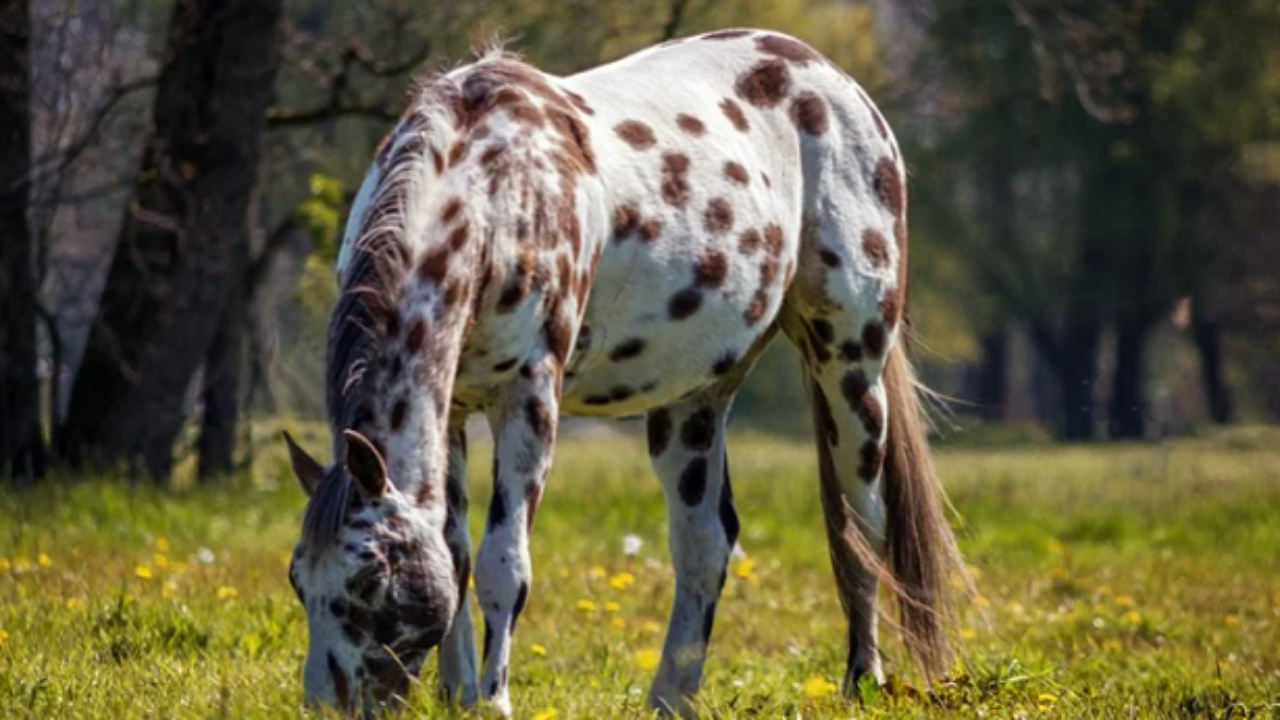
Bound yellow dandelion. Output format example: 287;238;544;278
1124;610;1142;625
0;630;9;647
37;553;52;568
734;557;755;580
0;557;10;573
155;537;170;553
576;599;597;612
635;648;661;671
803;675;838;699
609;572;635;590
960;627;978;640
589;566;607;579
65;598;85;611
153;554;169;569
605;601;621;613
217;586;238;600
134;565;154;580
532;710;558;720
1115;595;1135;608
1038;693;1059;707
1225;615;1241;627
530;644;547;656
13;557;31;573
611;618;626;630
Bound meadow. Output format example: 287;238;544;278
2;423;1278;719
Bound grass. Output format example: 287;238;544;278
2;422;1279;718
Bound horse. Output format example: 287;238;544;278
281;27;966;716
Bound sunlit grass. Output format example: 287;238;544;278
2;423;1279;718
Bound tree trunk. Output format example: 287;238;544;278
1108;321;1148;439
977;332;1008;421
0;0;47;482
1058;322;1100;442
196;288;245;480
1192;312;1233;425
58;0;285;480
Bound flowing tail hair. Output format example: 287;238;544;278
816;341;972;684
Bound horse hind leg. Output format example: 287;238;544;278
437;427;480;705
644;394;739;716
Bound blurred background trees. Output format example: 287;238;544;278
1;0;1278;484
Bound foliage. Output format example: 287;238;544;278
294;173;346;316
2;427;1279;717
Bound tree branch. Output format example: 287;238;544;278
267;40;430;130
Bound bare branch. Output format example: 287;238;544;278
266;40;430;130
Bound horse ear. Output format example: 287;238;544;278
343;429;388;500
283;431;324;496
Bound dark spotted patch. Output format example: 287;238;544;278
789;91;829;135
862;228;890;268
419;243;451;284
487;484;507;529
705;198;735;234
819;248;841;267
609;385;634;402
544;312;573;365
482;621;494;661
840;340;863;363
564;89;594;115
880;292;901;327
609;338;646;362
448;139;469;167
661;152;692;208
676;114;706;136
858;440;884;481
583;394;612;406
841;369;870;416
735;59;791;109
479;144;505;167
756;34;822;66
738;228;762;256
862;322;887;358
430;145;444;174
763;224;785;255
615;120;657;150
669;287;703;319
873;158;905;216
385;311;402;338
613;204;640;240
329;653;349;707
859;391;885;438
511;581;530;632
678;457;709;505
719;98;750;132
639;218;662;242
390;399;408;431
648;409;673;457
526;397;553;442
713;350;738;376
448;222;470;251
441;197;464;224
812;319;835;345
723;161;750;186
760;256;779;286
696;250;729;289
761;172;771;187
407;319;426;353
497;279;528;312
719;467;739;546
745;290;769;326
681;408;717;451
703;29;753;40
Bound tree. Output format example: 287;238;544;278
59;0;286;479
0;0;47;481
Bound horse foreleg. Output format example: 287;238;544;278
437;427;480;704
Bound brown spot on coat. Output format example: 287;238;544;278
763;224;785;256
745;290;769;325
615;120;657;150
676;114;706;136
738;228;762;256
696;250;729;289
661;152;691;208
419;244;451;284
723;161;750;186
647;409;672;457
880;292;901;327
735;59;791;108
862;322;887;358
703;29;753;40
609;338;646;361
756;35;822;66
873;158;905;216
720;98;750;132
525;397;554;442
705;197;735;234
858;441;884;480
862;228;889;268
441;197;464;224
564;89;594;115
839;340;863;363
448;140;469;167
789;91;829;135
543;312;573;365
639;218;662;243
613;204;640;240
448;222;470;251
407;319;426;353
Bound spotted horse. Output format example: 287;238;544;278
282;27;967;717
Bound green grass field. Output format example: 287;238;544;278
2;424;1279;718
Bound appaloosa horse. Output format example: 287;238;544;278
282;28;965;716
